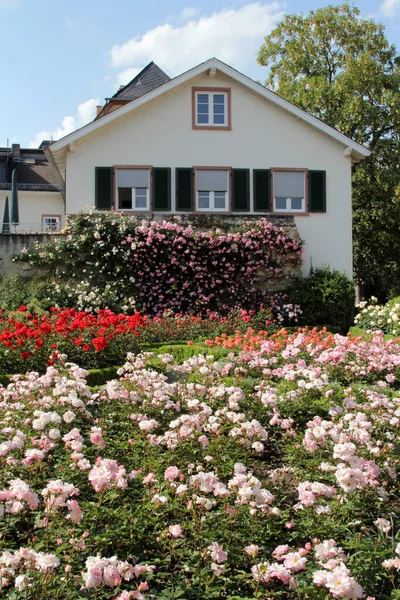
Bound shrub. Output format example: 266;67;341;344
289;267;355;333
14;212;303;315
0;274;48;311
0;307;144;374
354;296;400;336
1;331;400;598
0;273;136;314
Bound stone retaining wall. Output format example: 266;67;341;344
0;234;55;277
0;215;303;292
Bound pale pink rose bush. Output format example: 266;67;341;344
0;330;400;597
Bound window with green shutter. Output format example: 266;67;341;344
308;170;326;212
232;169;250;211
272;170;306;213
253;169;270;212
153;167;171;211
95;167;113;210
176;168;193;211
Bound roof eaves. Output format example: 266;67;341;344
49;57;370;158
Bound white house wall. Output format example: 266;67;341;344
65;71;353;277
0;190;64;232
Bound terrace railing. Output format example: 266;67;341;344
1;222;62;234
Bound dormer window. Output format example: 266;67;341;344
192;88;231;130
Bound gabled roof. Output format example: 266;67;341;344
49;57;370;179
112;61;171;102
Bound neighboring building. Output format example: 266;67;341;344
0;142;64;232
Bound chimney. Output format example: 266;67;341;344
96;105;103;116
12;143;20;159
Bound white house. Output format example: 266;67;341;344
0;144;64;232
47;58;370;276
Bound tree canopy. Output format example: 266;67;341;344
258;3;400;297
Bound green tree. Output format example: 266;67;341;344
258;2;400;298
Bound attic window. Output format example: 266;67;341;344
192;88;231;130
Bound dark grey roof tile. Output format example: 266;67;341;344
112;61;171;102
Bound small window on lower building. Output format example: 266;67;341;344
116;168;150;211
195;169;229;212
43;216;61;231
273;170;306;213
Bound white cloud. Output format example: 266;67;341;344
0;0;18;6
381;0;400;17
179;7;199;21
110;2;284;78
29;98;100;148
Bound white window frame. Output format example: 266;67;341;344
195;169;230;213
116;168;151;212
194;91;229;127
42;216;61;232
272;170;307;214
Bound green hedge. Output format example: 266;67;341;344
290;267;355;333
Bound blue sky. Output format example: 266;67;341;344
1;0;399;148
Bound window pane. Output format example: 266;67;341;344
213;114;225;124
135;188;147;209
214;192;226;210
135;198;147;208
291;198;303;210
198;104;209;114
198;191;210;209
197;114;208;124
213;104;225;114
213;94;225;104
275;197;287;210
118;187;132;209
44;218;59;231
198;94;209;103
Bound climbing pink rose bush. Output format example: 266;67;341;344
0;330;400;598
14;212;303;315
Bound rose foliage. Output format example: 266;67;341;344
0;307;144;373
13;212;303;315
0;305;303;375
1;329;400;598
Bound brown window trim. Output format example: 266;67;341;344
270;167;309;216
193;166;232;214
192;87;232;130
113;165;153;213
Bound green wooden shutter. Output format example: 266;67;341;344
152;167;171;211
232;169;250;211
176;168;193;211
253;169;270;212
308;170;326;212
95;167;113;210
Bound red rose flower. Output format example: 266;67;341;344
92;337;108;352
